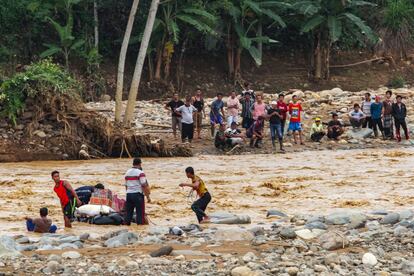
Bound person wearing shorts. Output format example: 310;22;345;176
288;95;304;145
210;93;225;138
51;171;81;228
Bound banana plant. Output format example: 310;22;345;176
40;0;84;69
293;0;377;79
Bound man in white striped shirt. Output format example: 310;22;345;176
124;158;150;225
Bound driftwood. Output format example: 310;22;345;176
329;57;394;68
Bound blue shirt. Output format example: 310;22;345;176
210;99;224;115
370;102;383;119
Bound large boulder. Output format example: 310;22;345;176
318;231;349;251
104;232;138;248
345;128;374;140
214;227;254;241
210;212;251;225
0;236;21;257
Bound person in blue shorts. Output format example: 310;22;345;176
210;93;225;138
288;95;304;145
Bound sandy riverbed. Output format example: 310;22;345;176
1;148;413;235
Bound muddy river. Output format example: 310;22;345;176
1;148;413;236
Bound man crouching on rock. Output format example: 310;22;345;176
51;170;82;228
179;167;211;224
124;158;151;225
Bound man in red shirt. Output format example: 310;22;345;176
277;93;288;136
51;171;81;228
288;95;304;145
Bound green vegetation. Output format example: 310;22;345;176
0;59;79;124
388;75;406;88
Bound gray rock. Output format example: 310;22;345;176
318;231;349;250
209;212;251;224
0;235;21;257
142;235;162;245
58;243;79;250
286;266;299;276
169;226;184;236
104;232;138;248
399;210;414;220
214;228;254;241
171;250;209;256
249;226;265;236
345;128;374;139
87;264;101;274
325;212;352;225
380;213;400;225
401;261;414;274
148;226;170;236
305;221;328;230
242;252;257;263
16;244;38;251
33;130;47;138
348;213;367;229
371;210;388;215
362;253;377;266
102;229;128;240
16;237;30;244
324;253;340;265
58;236;80;244
394;225;409;236
79;233;90;241
280;227;297;239
150;246;173;257
62;251;81;259
266;210;287;218
295;229;325;240
231;266;254;276
366;220;380;230
43;261;62;274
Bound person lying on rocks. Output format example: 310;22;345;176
348;103;366;129
51;170;82;228
179;167;211;224
25;207;57;233
327;113;344;140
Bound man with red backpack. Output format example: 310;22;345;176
51;171;82;228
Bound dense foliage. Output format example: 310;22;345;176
0;59;79;124
0;0;413;83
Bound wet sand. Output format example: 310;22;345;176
1;148;414;235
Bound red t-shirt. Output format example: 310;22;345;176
288;102;302;123
277;101;288;120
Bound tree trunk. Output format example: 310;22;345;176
226;24;234;79
115;0;140;123
123;0;160;127
93;0;99;50
324;41;331;80
147;53;154;81
234;47;242;82
314;33;322;80
154;37;165;80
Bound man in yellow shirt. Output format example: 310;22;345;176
179;167;211;223
310;117;325;142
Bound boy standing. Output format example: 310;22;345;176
26;207;57;233
179;167;211;224
277;94;288;136
193;89;205;139
361;92;372;129
371;96;384;138
383;90;394;139
210;93;225;138
165;94;184;138
288;95;304;145
51;171;81;228
392;95;409;142
241;92;254;130
226;91;240;126
266;101;284;152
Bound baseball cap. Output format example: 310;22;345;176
271;101;277;105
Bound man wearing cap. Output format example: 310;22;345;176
327;113;344;140
266;101;285;152
124;158;151;225
310;118;325;142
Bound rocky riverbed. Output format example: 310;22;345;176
2;209;414;275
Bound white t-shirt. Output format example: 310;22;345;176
124;167;147;194
176;104;197;124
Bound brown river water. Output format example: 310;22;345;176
1;148;414;236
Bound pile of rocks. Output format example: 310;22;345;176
2;209;414;275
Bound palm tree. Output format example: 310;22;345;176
293;0;377;80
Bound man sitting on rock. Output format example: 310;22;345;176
348;103;366;128
310;117;325;142
327;113;344;140
25;207;57;233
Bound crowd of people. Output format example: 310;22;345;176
165;84;410;152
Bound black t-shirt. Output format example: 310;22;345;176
193;98;204;112
328;120;342;128
267;108;282;124
167;100;184;117
75;186;95;204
